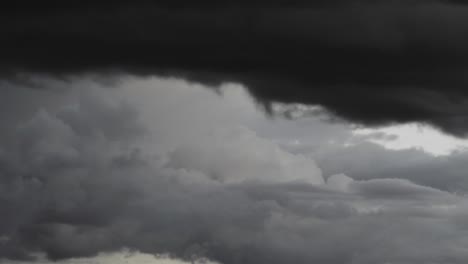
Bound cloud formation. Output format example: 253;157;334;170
3;1;468;135
2;76;468;264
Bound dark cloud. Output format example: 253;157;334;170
2;1;468;135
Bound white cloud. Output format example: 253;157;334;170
353;123;468;156
3;250;217;264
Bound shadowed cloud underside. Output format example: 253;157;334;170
3;1;468;135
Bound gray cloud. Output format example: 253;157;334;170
257;109;468;194
1;76;468;264
313;141;468;194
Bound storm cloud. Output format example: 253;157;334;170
3;1;468;135
1;76;468;264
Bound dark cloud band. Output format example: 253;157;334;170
3;1;468;135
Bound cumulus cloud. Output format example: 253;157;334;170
1;76;468;264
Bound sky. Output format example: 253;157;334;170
3;2;468;264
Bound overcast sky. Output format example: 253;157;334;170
4;2;468;263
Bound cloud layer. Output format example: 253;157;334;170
2;76;468;264
4;1;468;135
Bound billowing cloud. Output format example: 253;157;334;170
4;1;468;135
1;76;468;264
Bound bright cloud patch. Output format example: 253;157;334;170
4;250;218;264
353;123;468;156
